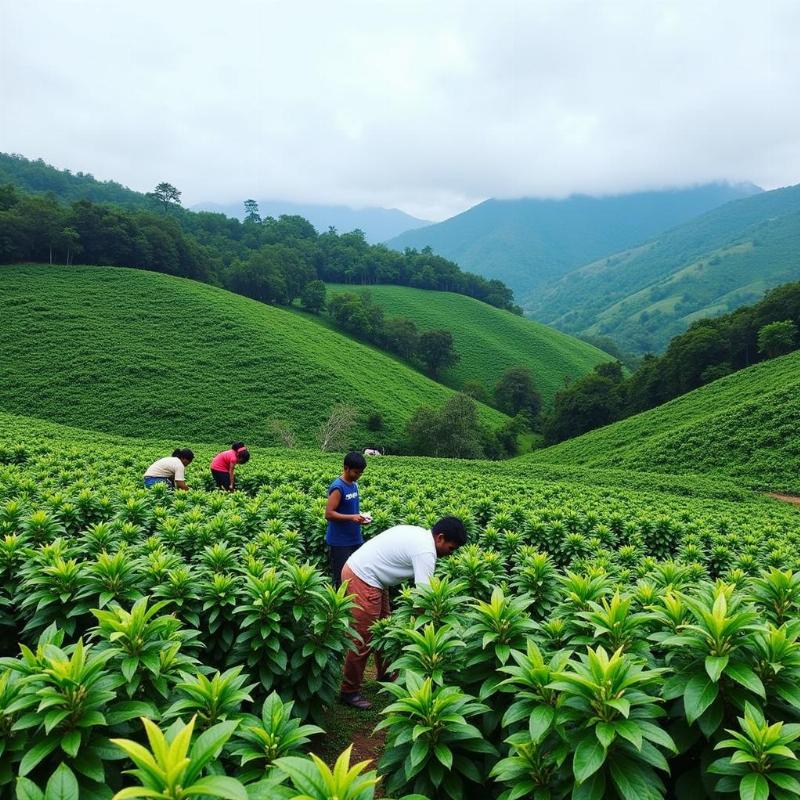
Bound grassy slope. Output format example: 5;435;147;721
525;351;800;493
533;184;800;353
0;264;508;449
326;284;611;404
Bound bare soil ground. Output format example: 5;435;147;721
767;493;800;506
313;662;389;792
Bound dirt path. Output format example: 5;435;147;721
767;493;800;507
315;663;388;790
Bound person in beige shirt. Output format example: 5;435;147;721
143;448;194;490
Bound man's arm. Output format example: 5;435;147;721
325;489;367;523
175;480;189;491
228;463;236;491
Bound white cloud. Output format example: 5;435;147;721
1;0;798;220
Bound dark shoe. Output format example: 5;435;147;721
340;692;372;710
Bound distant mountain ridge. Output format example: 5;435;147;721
191;199;431;244
533;183;800;353
387;183;762;303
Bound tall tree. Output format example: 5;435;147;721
243;199;261;224
417;330;459;379
300;280;326;314
147;182;182;213
757;320;798;359
493;365;541;420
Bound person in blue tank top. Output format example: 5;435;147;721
325;451;371;587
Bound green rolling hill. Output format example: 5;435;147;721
387;184;759;302
534;183;800;354
0;264;509;449
524;350;800;493
325;283;612;404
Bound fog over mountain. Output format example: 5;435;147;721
388;183;762;300
191;200;430;244
2;2;798;220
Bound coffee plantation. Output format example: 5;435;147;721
1;413;799;799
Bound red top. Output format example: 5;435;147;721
210;449;238;472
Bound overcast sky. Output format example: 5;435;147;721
1;1;798;220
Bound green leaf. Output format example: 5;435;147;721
595;722;616;748
683;673;719;725
572;771;605;800
608;755;663;800
615;720;643;750
434;743;453;770
768;771;800;793
44;764;80;800
409;738;429;771
725;662;766;698
61;730;81;758
739;773;769;800
183;721;239;784
529;706;555;742
16;778;45;800
120;658;139;683
573;736;607;783
19;737;59;777
273;756;327;797
184;776;248;800
705;655;729;683
106;701;158;726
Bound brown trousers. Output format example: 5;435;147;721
340;564;391;694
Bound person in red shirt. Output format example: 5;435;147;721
210;442;250;491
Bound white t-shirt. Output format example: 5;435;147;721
144;456;185;481
347;525;436;589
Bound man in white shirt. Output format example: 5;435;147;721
339;516;467;709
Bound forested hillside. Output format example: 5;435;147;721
0;153;518;312
0;265;509;450
539;280;800;445
325;283;610;405
534;183;800;353
0;152;148;207
387;183;759;303
528;350;800;493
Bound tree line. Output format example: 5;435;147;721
543;280;800;443
324;290;459;379
0;177;521;314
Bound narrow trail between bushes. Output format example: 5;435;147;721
767;493;800;507
316;664;388;794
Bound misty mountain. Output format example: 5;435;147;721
190;200;431;244
387;183;762;302
532;182;800;354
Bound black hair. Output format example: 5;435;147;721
172;448;195;462
344;451;367;470
231;442;246;451
432;516;467;546
236;448;251;464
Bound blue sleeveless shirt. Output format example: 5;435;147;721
325;477;362;546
